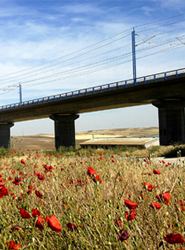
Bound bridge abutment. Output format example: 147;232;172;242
0;123;14;148
50;114;79;150
152;100;185;145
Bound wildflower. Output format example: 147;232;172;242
32;208;41;218
6;241;21;249
35;190;43;199
153;169;161;175
87;167;96;176
12;177;23;185
38;173;45;180
156;193;171;205
125;211;136;221
21;159;26;165
46;214;62;233
117;230;130;241
164;233;185;244
20;208;32;219
144;182;153;192
125;199;138;212
114;219;123;227
11;226;21;231
67;222;78;230
0;183;8;198
93;174;102;183
35;216;44;231
150;202;161;210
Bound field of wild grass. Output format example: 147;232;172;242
0;147;185;249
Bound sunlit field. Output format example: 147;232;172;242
0;147;185;249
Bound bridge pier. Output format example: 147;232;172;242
152;100;185;145
50;114;79;150
0;123;14;148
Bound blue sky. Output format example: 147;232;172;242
0;0;184;135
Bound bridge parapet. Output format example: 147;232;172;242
0;68;184;112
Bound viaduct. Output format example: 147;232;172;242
0;67;185;149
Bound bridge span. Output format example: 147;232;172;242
0;68;185;149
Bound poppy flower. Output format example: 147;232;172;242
144;182;153;192
87;167;96;176
93;174;102;183
46;214;62;233
21;159;26;165
32;208;41;218
117;230;130;241
125;199;138;212
156;193;171;205
6;241;21;249
20;208;32;219
12;177;22;185
164;233;185;244
114;219;123;227
153;170;161;175
125;211;136;221
35;216;44;231
67;222;78;230
0;184;8;198
150;202;161;210
35;190;43;199
11;226;21;231
38;173;45;181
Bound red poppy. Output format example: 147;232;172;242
164;233;185;244
6;241;21;249
67;222;78;230
125;199;138;212
20;208;32;219
0;184;8;198
117;230;130;241
93;174;102;183
150;202;161;210
35;190;43;199
156;193;171;205
46;214;62;233
21;159;26;165
125;211;136;221
114;219;123;227
12;177;23;185
144;182;153;192
32;208;41;218
87;167;96;176
38;173;45;181
11;226;21;231
35;216;44;231
153;170;161;175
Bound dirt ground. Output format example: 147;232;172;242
10;127;159;150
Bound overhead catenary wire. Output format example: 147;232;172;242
0;12;185;81
0;12;184;96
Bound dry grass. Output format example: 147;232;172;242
0;147;184;249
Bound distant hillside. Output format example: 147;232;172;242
11;127;159;150
76;127;159;138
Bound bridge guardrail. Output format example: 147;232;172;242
0;67;185;112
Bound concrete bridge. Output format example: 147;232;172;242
0;67;185;149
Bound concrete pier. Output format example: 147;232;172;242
152;100;185;145
50;114;79;149
0;123;14;148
